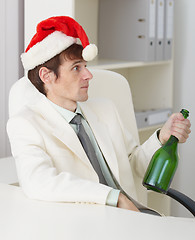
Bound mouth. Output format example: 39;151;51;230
81;85;89;89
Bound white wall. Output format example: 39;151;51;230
0;0;24;157
172;0;195;217
24;0;74;48
0;0;6;157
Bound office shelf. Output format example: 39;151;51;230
88;58;171;70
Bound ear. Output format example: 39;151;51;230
39;67;55;84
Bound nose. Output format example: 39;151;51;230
83;67;93;81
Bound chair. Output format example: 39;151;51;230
0;76;39;185
88;69;147;204
7;69;147;204
6;69;195;216
89;69;195;217
88;69;139;143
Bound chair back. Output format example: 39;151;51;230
88;69;147;204
9;76;39;117
5;76;38;184
8;70;147;203
88;69;139;143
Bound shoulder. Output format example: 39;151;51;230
7;99;49;137
80;97;120;123
8;106;35;125
7;106;39;136
80;97;116;112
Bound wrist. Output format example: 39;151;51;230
158;129;165;145
117;193;124;208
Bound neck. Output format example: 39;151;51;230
47;96;77;112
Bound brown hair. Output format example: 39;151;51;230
28;43;83;96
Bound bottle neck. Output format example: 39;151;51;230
166;135;178;144
163;135;178;151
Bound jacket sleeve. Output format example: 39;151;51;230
7;116;112;204
127;129;162;178
111;102;162;178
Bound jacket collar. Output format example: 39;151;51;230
29;94;120;182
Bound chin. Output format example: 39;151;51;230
78;95;88;102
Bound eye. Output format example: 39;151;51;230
73;65;80;71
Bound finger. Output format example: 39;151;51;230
171;113;184;121
172;132;188;143
184;119;191;128
177;113;185;120
172;121;191;134
172;127;190;143
174;118;191;126
172;127;191;139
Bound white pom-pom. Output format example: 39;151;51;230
82;44;98;61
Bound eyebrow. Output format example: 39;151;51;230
71;60;86;67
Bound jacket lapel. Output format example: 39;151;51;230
29;93;120;181
80;102;120;182
29;95;94;171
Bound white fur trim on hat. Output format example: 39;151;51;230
21;31;77;70
82;44;98;61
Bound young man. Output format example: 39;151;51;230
7;16;191;213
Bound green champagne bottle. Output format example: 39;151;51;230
143;109;189;193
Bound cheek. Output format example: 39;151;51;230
52;74;80;97
60;82;79;98
53;78;70;92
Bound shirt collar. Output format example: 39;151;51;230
47;99;84;123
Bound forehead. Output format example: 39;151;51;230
60;58;87;67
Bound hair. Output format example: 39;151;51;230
27;43;83;96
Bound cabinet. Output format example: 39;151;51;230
24;0;172;215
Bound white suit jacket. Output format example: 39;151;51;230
7;82;161;205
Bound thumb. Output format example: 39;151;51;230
175;112;185;121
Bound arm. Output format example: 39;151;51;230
117;193;140;212
117;109;191;178
159;112;191;144
7;116;112;204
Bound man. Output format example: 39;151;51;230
7;16;191;213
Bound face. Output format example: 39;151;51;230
45;58;93;111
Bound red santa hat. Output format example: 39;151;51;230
21;16;98;70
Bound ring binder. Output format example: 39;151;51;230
164;0;174;60
155;0;165;61
98;0;157;62
98;0;174;62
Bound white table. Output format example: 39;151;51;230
0;183;194;240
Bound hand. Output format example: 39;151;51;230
159;112;191;145
117;193;140;212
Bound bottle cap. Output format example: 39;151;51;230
180;109;189;119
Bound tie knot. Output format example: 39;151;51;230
70;114;82;125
